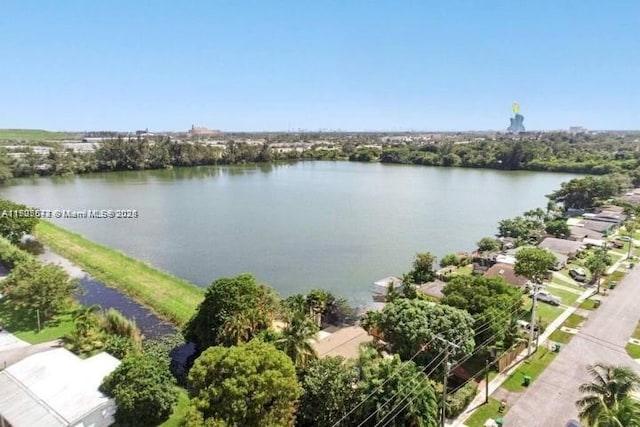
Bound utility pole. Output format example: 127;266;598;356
528;284;539;357
435;336;459;427
485;359;490;404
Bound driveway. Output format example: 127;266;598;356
504;265;640;426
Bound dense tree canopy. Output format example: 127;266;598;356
514;247;556;284
0;199;38;244
549;176;626;210
362;298;474;369
184;274;279;350
410;252;437;283
100;355;178;427
2;260;77;319
476;237;502;252
545;219;571;238
296;357;362;427
185;340;301;427
356;352;439;427
441;275;523;347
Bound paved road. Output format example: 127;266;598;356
505;265;640;426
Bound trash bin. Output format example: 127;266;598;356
495;417;504;426
523;375;531;386
610;282;617;290
554;343;562;352
594;300;601;308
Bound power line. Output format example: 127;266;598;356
355;349;447;427
331;336;439;427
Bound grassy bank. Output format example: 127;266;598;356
36;221;204;326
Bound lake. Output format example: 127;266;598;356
0;162;579;304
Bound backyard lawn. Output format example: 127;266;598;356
0;300;74;344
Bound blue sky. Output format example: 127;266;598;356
1;1;638;131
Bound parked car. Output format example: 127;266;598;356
611;241;624;249
569;267;587;282
529;290;561;305
516;320;541;336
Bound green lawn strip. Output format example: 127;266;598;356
579;298;599;310
564;313;585;329
0;301;74;344
35;221;204;326
465;397;508;427
603;271;625;289
550;276;583;292
549;329;573;344
631;321;640;340
501;348;557;392
160;387;190;427
0;129;73;142
626;343;640;360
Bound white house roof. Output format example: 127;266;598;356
0;348;120;427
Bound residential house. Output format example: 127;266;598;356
538;237;584;258
569;225;605;242
581;220;616;234
484;263;530;288
312;326;373;359
0;349;120;427
417;279;447;300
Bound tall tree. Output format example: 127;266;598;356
184;274;279;350
514;247;556;285
3;260;77;319
585;248;613;293
296;357;362;427
410;252;437;283
441;275;523;347
361;298;475;371
276;311;318;367
100;355;178;427
185;340;301;427
576;363;640;426
0;199;39;243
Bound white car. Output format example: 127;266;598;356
529;290;561;306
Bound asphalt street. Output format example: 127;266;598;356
505;265;640;426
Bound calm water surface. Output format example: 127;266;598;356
1;162;579;304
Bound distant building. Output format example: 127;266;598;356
569;126;587;134
188;125;222;137
0;349;120;427
135;128;155;137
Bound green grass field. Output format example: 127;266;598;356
0;129;75;142
465;398;508;427
626;343;640;359
36;221;204;326
159;387;190;427
501;349;557;392
0;300;75;344
549;329;573;344
564;313;585;329
579;298;599;310
547;287;580;306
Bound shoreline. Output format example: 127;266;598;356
35;221;204;327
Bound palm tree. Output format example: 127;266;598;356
576;363;640;426
276;312;319;367
591;397;640;427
